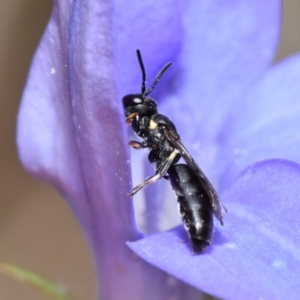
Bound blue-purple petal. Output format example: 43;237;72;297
160;0;281;181
128;159;300;299
17;2;85;200
114;0;183;97
219;53;300;190
142;0;281;235
17;1;201;299
17;0;293;299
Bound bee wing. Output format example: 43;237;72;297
163;128;227;224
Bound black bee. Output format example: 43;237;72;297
123;50;226;252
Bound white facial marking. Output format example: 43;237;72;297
133;98;142;104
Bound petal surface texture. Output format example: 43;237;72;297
219;53;300;190
128;159;300;300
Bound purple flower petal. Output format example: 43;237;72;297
114;0;183;97
17;1;200;299
128;159;300;299
16;0;290;299
219;53;300;190
161;0;280;180
143;0;281;233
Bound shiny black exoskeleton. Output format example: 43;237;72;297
123;50;226;253
168;164;214;252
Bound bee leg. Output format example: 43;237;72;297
126;112;138;125
129;149;178;196
129;140;148;149
129;172;162;197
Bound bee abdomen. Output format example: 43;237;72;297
168;164;214;253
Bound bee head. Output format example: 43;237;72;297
123;94;157;117
122;50;171;118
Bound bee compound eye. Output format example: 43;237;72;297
122;94;144;108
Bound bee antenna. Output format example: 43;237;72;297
136;49;146;95
144;61;172;96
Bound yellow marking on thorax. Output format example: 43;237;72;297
149;119;158;129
